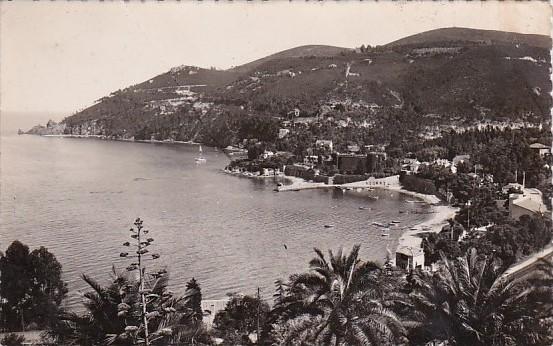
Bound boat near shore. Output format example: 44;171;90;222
195;145;206;164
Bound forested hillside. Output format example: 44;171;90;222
31;28;552;148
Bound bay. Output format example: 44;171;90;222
0;134;429;308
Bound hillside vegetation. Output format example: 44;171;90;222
35;28;552;147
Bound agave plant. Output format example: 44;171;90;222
270;245;406;345
46;218;210;345
47;268;209;345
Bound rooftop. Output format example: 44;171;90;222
512;196;547;213
452;154;470;164
529;143;550;149
396;245;424;257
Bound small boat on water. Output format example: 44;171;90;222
324;224;334;228
195;145;206;164
391;220;401;224
359;206;368;210
381;233;390;237
372;222;385;227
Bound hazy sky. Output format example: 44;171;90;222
1;1;551;119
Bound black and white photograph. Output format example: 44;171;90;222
1;2;552;345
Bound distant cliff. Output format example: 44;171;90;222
26;120;66;136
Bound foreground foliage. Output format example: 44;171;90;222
0;241;67;331
269;245;406;345
406;248;553;346
47;269;209;345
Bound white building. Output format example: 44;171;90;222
395;246;425;271
502;182;524;194
315;139;333;153
509;188;548;219
529;143;551;157
261;150;274;159
278;128;290;139
201;299;230;329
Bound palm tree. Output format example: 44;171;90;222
47;268;209;345
406;248;553;346
270;245;406;345
46;269;138;345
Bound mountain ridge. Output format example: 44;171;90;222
231;45;351;73
30;27;552;149
386;27;552;49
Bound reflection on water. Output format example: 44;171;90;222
0;135;429;308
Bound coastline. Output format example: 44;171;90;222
34;134;458;265
269;173;458;261
39;134;201;146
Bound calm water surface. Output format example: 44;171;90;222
0;135;429;308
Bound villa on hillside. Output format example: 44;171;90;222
315;139;333;153
529;142;551;157
278;128;290;139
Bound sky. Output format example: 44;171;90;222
1;1;551;123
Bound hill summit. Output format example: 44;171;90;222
33;27;551;148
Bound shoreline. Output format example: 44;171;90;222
266;173;458;262
35;135;458;266
38;134;201;146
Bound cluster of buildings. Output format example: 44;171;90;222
400;154;471;175
296;140;389;177
395;179;550;273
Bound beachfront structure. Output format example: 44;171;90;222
529;142;551;157
202;299;230;329
367;152;386;173
284;164;316;181
395;246;425;271
508;188;549;219
336;153;368;175
335;151;387;175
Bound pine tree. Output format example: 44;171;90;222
185;277;202;319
